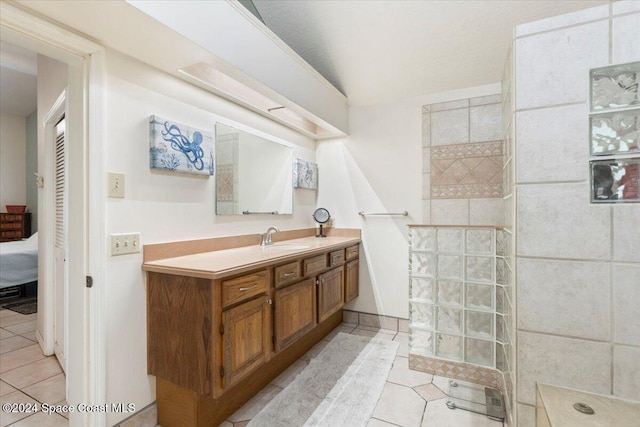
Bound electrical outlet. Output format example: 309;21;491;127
110;233;141;256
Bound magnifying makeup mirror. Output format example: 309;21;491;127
313;208;330;238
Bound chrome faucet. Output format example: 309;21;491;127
260;226;280;246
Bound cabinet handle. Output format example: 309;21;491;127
239;285;257;292
282;272;295;277
267;299;273;305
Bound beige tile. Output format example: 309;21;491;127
358;313;398;331
432;376;451;394
19;330;37;342
387;356;433;388
469;198;504;226
0;313;36;328
431;199;469;225
398;319;409;333
470;103;502;143
367;417;398;426
342;310;358;324
421;398;502;426
351;327;396;341
613;345;640;401
0;329;15;340
0;335;35;355
270;360;307;389
9;411;68;427
0;344;45;373
22;374;65;404
4;320;36;335
0;381;16;397
372;382;425;426
517;403;536;427
517;258;610;341
54;400;68;419
393;332;408;358
431;108;469;146
0;390;38;426
118;402;156;427
613;13;640;63
414;384;446;401
614;264;640;346
0;310;18;319
517;331;611;405
2;357;62;388
613;205;640;263
516;104;588;183
219;422;233;427
517;182;610;260
515;20;609;109
227;384;280;423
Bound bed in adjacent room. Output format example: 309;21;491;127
0;232;38;292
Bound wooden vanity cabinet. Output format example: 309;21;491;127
146;237;360;427
345;259;359;304
222;296;272;388
317;266;344;323
274;278;316;352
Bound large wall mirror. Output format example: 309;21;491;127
215;122;293;215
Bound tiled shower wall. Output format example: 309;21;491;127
422;95;504;225
509;3;640;426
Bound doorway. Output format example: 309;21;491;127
1;3;107;426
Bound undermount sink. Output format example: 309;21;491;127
265;243;311;250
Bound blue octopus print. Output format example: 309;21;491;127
149;116;215;176
161;121;205;171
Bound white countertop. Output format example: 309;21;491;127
142;235;360;279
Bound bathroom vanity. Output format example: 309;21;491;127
142;228;360;427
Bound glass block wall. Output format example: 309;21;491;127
409;226;504;369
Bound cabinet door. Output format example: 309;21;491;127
345;259;359;304
317;266;344;323
222;297;271;389
274;279;316;351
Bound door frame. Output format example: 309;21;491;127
0;3;107;426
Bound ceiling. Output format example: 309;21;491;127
0;40;37;117
252;0;609;106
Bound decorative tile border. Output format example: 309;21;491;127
432;141;503;159
431;141;504;199
409;353;503;390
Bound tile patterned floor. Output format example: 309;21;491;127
0;308;67;427
221;323;505;427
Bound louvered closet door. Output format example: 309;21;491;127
54;117;67;372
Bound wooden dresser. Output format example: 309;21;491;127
0;212;31;242
142;228;360;427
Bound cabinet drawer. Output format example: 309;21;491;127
345;245;359;260
222;270;269;308
274;261;301;288
329;249;345;267
303;254;327;276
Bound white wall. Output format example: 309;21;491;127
103;49;317;425
25;111;37;232
0;113;26;210
316;83;500;319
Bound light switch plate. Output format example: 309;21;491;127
110;233;140;256
108;173;125;198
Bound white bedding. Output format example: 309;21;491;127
0;233;38;289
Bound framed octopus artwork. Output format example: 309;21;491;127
149;115;215;176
